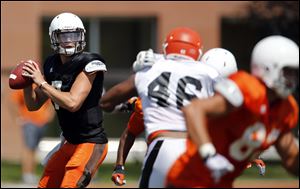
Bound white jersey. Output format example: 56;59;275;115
135;58;221;139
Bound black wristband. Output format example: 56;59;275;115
114;165;125;174
115;164;124;170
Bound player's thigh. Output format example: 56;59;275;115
61;143;108;188
139;138;186;188
38;148;69;188
149;138;186;187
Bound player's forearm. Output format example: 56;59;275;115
116;130;136;165
183;95;229;159
286;152;299;176
116;144;133;166
23;85;43;111
116;138;127;165
100;75;137;112
100;88;132;112
275;132;299;177
40;83;83;112
122;133;136;164
183;101;211;148
282;144;299;176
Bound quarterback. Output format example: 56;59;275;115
22;12;108;188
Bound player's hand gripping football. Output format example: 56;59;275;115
111;165;126;186
246;157;266;176
132;49;156;72
205;153;235;184
21;60;46;87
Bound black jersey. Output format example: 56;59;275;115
43;52;108;144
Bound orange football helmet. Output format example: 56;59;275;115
163;27;203;61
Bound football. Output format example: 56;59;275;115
9;62;33;89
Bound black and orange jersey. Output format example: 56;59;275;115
43;52;108;144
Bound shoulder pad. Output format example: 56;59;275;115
214;78;244;107
84;60;107;73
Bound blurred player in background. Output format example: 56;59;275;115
100;27;237;187
110;47;242;186
110;49;163;186
167;35;299;187
110;96;143;186
201;48;266;176
101;27;214;187
200;48;237;77
21;12;108;188
10;90;54;184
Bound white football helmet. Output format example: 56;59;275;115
49;12;86;56
201;48;238;77
251;35;299;98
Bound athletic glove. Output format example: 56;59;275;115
111;165;126;186
205;153;235;184
132;49;156;72
246;158;266;176
113;97;138;113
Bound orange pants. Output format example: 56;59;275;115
38;142;108;188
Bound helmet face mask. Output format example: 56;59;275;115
49;13;86;56
251;35;299;99
273;66;299;98
56;31;83;43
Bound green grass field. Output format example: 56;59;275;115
1;161;143;183
1;160;298;183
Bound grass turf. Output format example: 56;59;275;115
1;160;298;183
